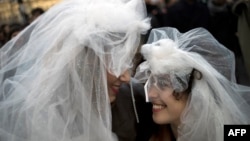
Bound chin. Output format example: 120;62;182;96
109;96;116;103
153;115;169;125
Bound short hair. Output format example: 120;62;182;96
31;8;44;16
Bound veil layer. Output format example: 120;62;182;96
135;27;250;141
0;0;150;141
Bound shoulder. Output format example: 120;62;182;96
118;80;145;99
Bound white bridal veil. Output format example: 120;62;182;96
135;27;250;141
0;0;150;141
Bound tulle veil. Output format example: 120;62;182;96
135;27;250;141
0;0;150;140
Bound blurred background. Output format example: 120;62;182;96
0;0;60;24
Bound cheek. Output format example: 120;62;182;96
171;102;185;116
161;95;187;116
107;73;117;85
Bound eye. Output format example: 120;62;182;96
156;77;169;90
149;77;156;85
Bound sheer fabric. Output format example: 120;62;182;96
135;27;250;141
0;0;150;141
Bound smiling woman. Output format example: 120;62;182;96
107;70;131;103
135;27;250;141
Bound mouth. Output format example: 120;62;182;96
111;86;119;95
152;103;167;112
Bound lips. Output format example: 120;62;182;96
111;87;119;95
152;103;167;112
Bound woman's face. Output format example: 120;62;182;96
107;70;130;103
148;83;188;125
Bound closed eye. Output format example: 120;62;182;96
156;77;171;90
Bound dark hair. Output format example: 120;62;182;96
173;69;202;100
8;24;25;40
31;8;44;16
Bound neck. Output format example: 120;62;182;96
170;120;180;139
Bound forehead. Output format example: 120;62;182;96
148;74;173;88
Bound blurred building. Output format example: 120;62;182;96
0;0;60;24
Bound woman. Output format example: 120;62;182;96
0;0;150;140
135;27;250;141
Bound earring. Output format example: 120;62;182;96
194;70;202;80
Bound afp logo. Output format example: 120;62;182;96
224;125;250;141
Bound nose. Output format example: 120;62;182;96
148;86;159;100
119;70;131;83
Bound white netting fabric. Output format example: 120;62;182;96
0;0;150;141
135;27;250;141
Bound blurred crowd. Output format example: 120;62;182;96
0;6;44;46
